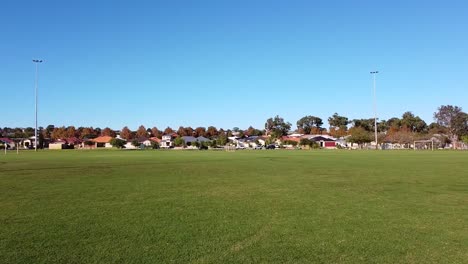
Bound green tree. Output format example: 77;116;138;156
434;105;468;148
265;115;291;138
401;111;427;133
216;134;228;146
174;137;185;147
347;127;372;148
131;139;141;148
109;138;125;148
297;116;323;134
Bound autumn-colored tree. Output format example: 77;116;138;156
101;127;115;137
194;127;206;137
177;126;189;136
120;126;133;140
79;127;96;138
51;127;66;140
206;126;218;138
66;126;77;138
136;125;148;138
163;127;174;135
185;127;194;136
151;127;162;138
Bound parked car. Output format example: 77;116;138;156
266;144;276;149
255;145;264;150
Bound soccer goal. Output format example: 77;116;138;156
414;140;434;151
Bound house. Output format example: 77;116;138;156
181;136;197;146
196;136;211;143
123;137;151;149
92;136;113;148
22;136;37;149
161;133;178;148
310;136;337;148
49;139;67;150
0;138;15;149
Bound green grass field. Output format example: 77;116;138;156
1;150;467;263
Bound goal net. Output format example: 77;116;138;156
413;140;434;151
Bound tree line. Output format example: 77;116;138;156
2;105;467;147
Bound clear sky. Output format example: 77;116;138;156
1;0;467;131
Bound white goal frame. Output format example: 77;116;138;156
413;140;434;151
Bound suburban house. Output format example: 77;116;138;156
0;138;15;149
92;136;113;148
161;133;178;148
181;136;197;146
49;140;65;150
138;137;152;147
311;136;337;148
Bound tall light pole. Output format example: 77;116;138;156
370;71;379;150
33;59;43;152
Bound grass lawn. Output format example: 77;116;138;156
1;150;467;263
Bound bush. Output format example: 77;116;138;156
109;138;125;149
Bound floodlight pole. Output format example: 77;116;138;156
33;59;43;152
370;71;379;150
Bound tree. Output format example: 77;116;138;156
328;113;349;132
434;105;468;148
120;126;132;140
265;115;291;138
177;126;188;136
136;125;147;138
461;135;468;145
194;127;206;137
151;127;162;138
246;126;264;136
101;127;115;137
51;127;66;140
352;119;375;132
65;126;77;138
401;111;427;133
297;116;323;134
206;126;218;138
109;138;125;148
131;139;141;148
163;127;174;135
174;137;185;147
299;138;319;149
216;133;228;146
347;127;372;148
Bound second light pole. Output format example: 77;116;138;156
33;59;43;152
370;71;379;150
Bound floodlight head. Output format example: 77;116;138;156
32;59;43;63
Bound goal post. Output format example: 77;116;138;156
414;140;434;151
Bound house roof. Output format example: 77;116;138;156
0;138;14;144
182;136;197;142
196;136;210;142
137;137;149;143
149;137;161;143
311;136;335;142
92;136;113;143
66;137;82;144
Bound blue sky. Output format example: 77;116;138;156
1;0;467;130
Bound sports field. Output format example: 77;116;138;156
1;150;467;263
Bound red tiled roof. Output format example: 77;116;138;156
0;138;14;144
149;137;161;143
92;136;113;143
